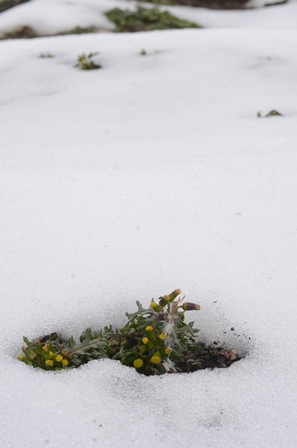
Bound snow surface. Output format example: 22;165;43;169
1;1;297;448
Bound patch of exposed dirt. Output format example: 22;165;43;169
175;342;240;373
0;0;29;14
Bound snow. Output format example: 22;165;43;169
1;1;297;447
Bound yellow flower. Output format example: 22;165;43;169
17;355;24;361
42;344;49;351
142;337;149;344
151;355;161;365
49;351;54;359
150;302;157;308
61;359;69;367
133;358;144;369
164;348;171;355
55;355;63;363
158;333;166;340
145;326;153;332
45;360;54;367
61;350;69;357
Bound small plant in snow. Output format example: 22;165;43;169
257;109;283;118
75;52;101;70
39;52;54;58
115;289;200;374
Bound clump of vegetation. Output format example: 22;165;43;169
105;5;200;33
64;26;97;35
75;52;101;70
18;289;239;375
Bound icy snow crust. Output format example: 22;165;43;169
1;2;297;448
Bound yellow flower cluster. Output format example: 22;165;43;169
40;346;70;369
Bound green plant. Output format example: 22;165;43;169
75;52;101;70
114;289;201;374
105;5;200;33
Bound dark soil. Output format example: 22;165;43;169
171;0;249;8
0;0;29;13
175;342;240;373
0;26;37;39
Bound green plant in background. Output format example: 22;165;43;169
18;289;202;375
66;26;97;35
39;52;54;58
75;52;101;70
105;5;200;33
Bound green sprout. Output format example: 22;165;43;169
75;52;101;70
257;109;283;118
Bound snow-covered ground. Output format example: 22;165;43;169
1;1;297;447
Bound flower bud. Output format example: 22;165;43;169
159;295;170;307
168;289;181;302
150;302;162;312
181;302;200;311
